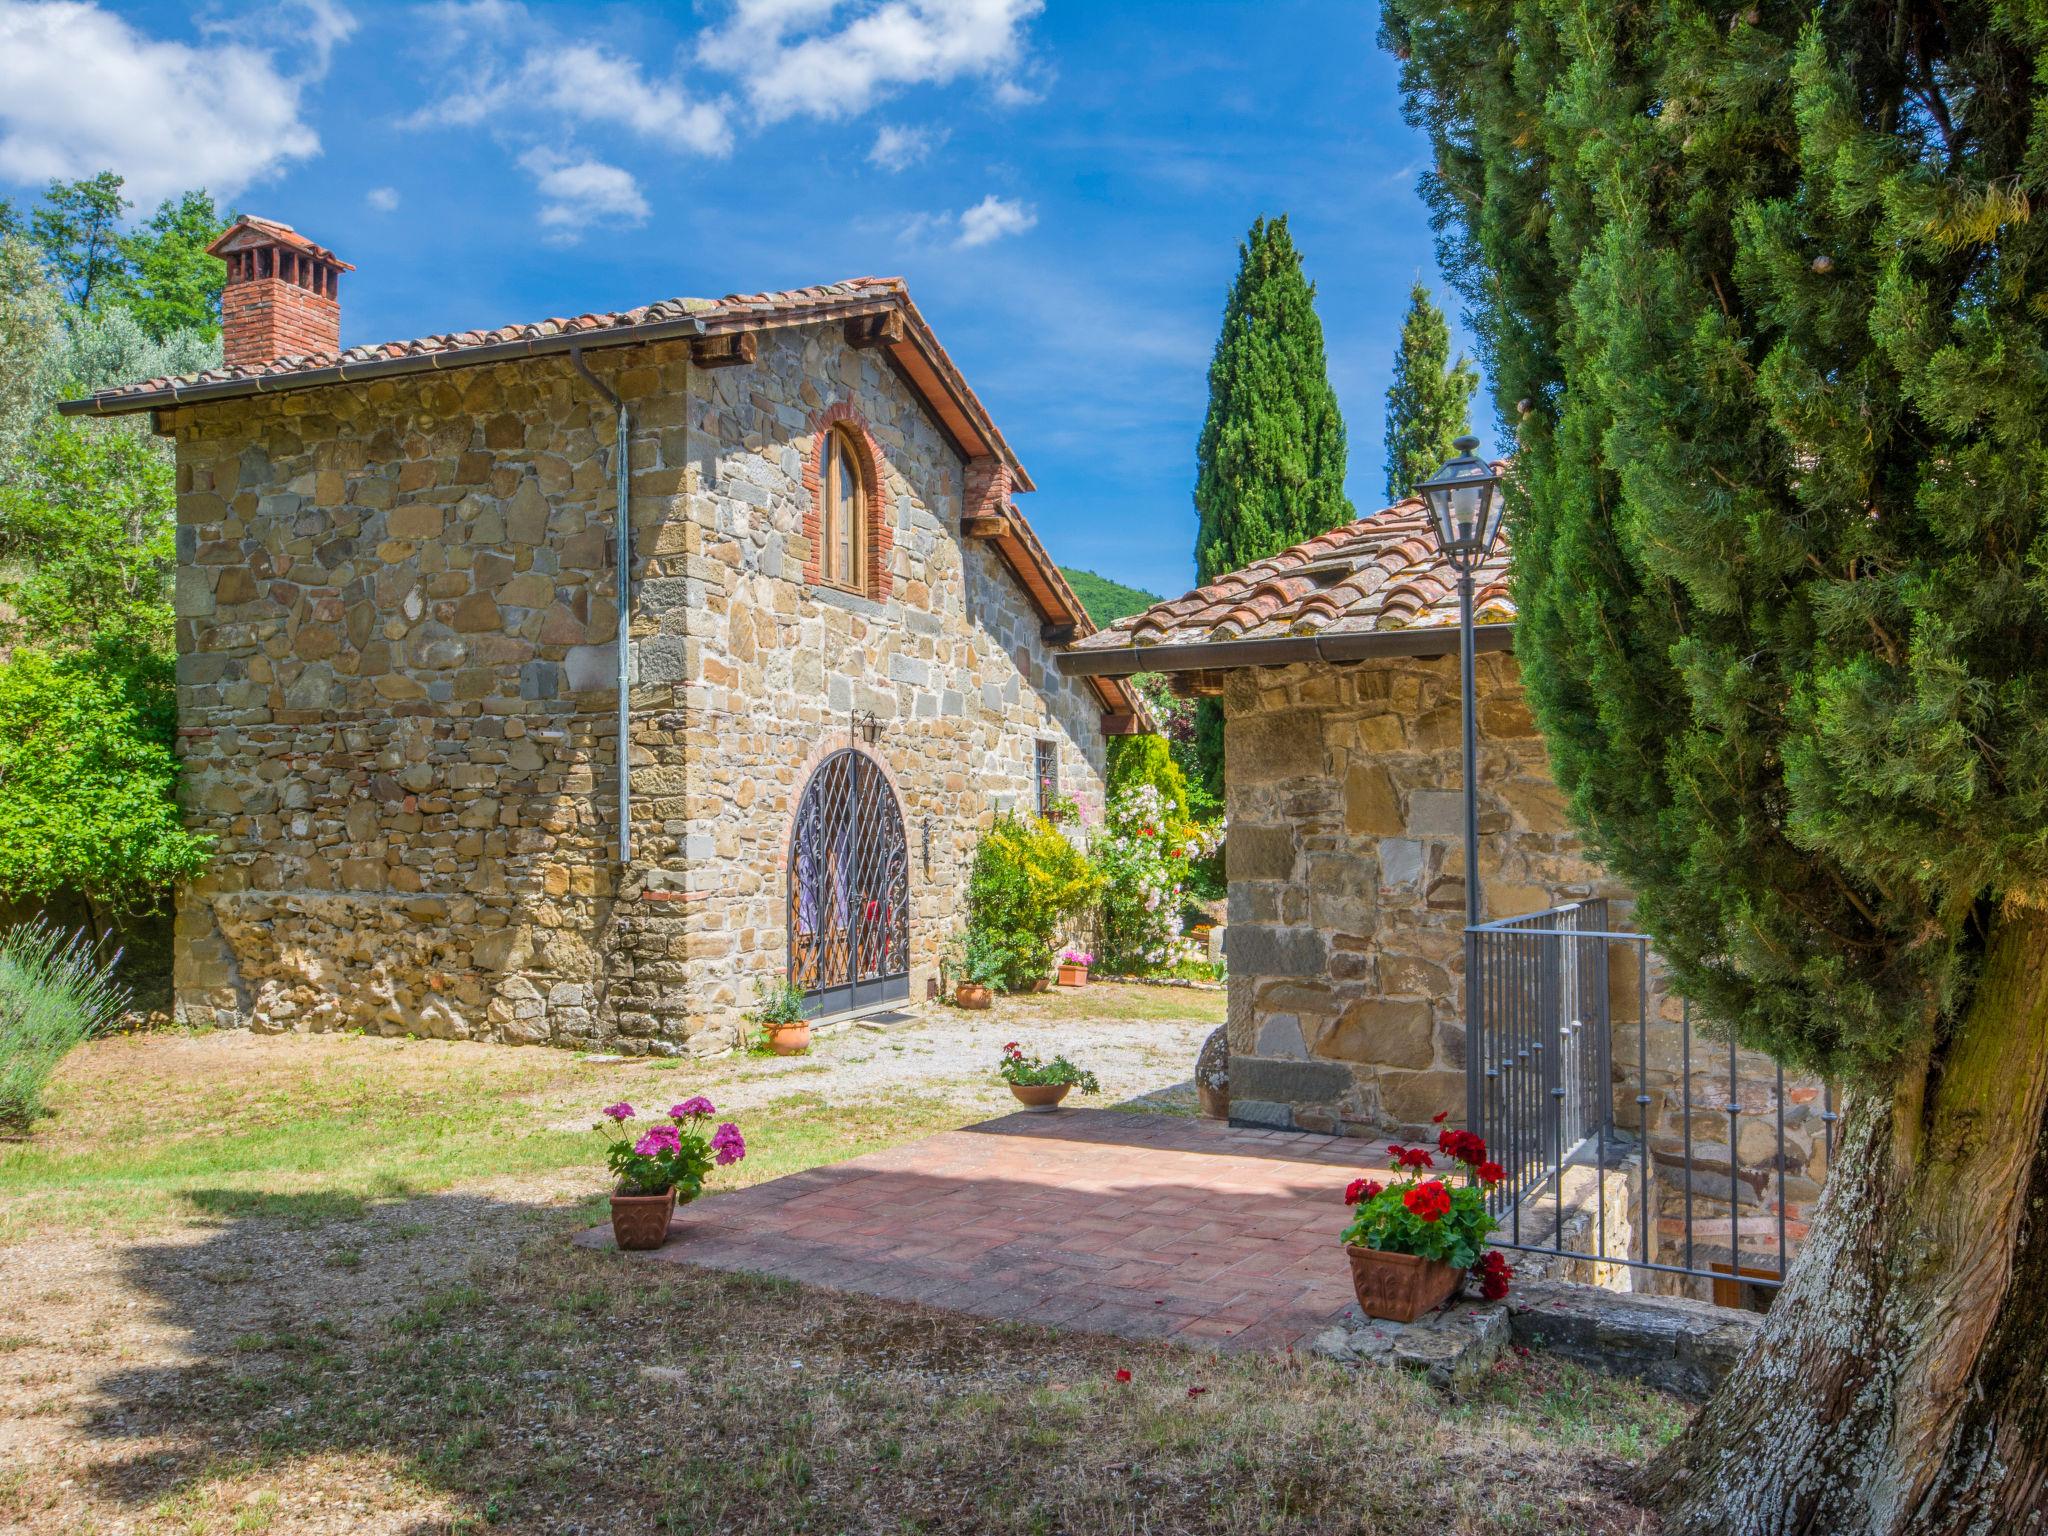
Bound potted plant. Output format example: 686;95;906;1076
596;1098;747;1251
1055;948;1093;988
998;1041;1100;1112
1195;1026;1229;1120
948;930;1004;1010
751;975;811;1055
1338;1116;1511;1322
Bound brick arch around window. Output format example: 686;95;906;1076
803;401;893;602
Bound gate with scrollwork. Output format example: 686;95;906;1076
786;749;910;1018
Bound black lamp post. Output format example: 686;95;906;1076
1414;435;1505;931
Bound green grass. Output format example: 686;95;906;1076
0;1030;982;1240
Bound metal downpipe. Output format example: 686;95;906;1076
569;347;633;864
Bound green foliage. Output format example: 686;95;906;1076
1089;783;1221;974
945;928;1009;990
0;642;212;916
996;1042;1100;1093
30;172;130;311
964;813;1103;991
748;976;807;1026
0;419;175;647
1382;282;1476;503
1105;731;1190;809
0;236;63;466
1341;1173;1496;1270
1124;673;1217;821
0;918;130;1132
113;190;229;342
1194;215;1355;585
1059;567;1163;628
1192;215;1354;800
593;1103;729;1199
1380;0;2048;1083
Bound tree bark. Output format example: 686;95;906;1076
1636;900;2048;1534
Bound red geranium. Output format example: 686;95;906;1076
1476;1161;1505;1186
1472;1250;1514;1301
1437;1127;1490;1167
1403;1180;1452;1222
1344;1177;1384;1205
1387;1143;1435;1172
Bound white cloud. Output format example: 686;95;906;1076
955;192;1034;247
0;0;330;205
366;185;400;211
700;0;1044;124
868;122;943;171
409;5;732;154
519;149;650;243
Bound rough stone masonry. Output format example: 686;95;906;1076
139;246;1124;1055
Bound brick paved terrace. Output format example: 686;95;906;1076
577;1108;1406;1352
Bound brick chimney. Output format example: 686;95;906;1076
207;216;352;368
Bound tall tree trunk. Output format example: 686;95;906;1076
1636;901;2048;1533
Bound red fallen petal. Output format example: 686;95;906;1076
1114;1368;1132;1383
1187;1386;1208;1398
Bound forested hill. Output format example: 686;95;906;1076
1059;568;1164;629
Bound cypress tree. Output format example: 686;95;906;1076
1381;281;1475;503
1383;0;2048;1527
1191;215;1353;793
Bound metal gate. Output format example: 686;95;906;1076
787;749;910;1019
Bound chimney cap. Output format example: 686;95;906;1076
206;214;354;272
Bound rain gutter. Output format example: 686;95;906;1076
568;345;635;866
55;314;712;417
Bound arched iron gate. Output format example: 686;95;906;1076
787;749;910;1018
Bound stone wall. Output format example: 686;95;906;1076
1221;653;1614;1137
610;324;1108;1038
1218;651;1831;1288
167;321;1108;1052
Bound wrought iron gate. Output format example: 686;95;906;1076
787;749;910;1019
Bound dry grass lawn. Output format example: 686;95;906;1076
0;991;1683;1535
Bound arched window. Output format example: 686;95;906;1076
821;424;868;589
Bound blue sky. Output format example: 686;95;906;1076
0;0;1484;599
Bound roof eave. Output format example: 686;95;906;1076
1055;621;1518;679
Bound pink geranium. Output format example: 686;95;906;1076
602;1102;635;1122
670;1097;716;1120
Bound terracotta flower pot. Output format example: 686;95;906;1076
1029;976;1051;993
767;1021;811;1055
956;983;992;1010
1345;1245;1464;1324
1009;1082;1071;1113
610;1188;677;1252
1056;963;1089;988
1198;1083;1229;1120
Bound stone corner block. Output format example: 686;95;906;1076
1505;1279;1763;1401
1229;1055;1352;1109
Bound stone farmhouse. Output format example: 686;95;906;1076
62;216;1148;1053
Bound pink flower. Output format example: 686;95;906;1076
711;1122;747;1166
633;1125;681;1157
602;1102;635;1122
670;1097;716;1120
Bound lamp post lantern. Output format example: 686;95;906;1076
1414;435;1504;931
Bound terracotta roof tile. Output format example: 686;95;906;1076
69;277;901;409
1069;502;1514;655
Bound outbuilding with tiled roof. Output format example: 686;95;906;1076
1055;502;1619;1141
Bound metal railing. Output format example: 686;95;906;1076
1465;902;1836;1297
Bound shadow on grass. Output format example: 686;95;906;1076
63;1155;1677;1534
